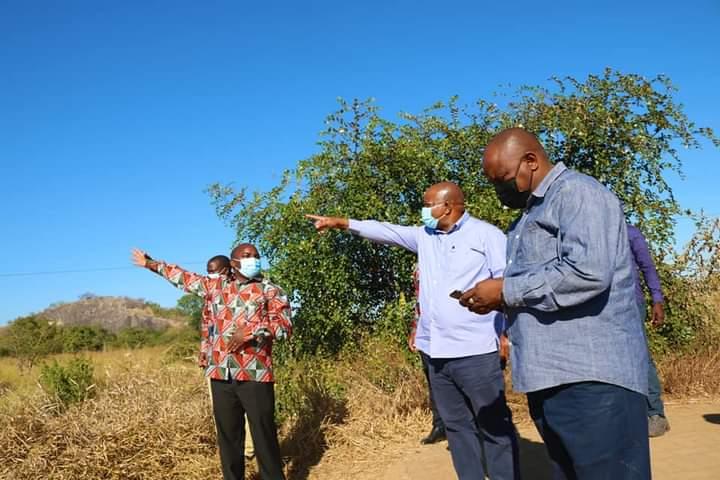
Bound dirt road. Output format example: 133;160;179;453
374;401;720;480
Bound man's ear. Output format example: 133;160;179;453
526;151;540;171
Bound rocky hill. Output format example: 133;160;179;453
40;296;184;332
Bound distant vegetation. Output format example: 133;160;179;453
0;294;203;370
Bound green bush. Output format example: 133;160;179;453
110;327;164;349
159;328;202;364
61;326;113;353
39;357;95;410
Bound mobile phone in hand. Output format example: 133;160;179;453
449;290;463;299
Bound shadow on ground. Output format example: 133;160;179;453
278;386;349;480
518;434;553;480
702;413;720;425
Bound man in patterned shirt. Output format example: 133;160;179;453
132;243;292;480
202;255;255;459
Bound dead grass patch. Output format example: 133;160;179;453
0;338;718;479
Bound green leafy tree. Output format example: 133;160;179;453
209;69;717;354
176;294;204;330
4;316;61;370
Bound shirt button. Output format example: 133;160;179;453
515;235;519;239
508;260;513;264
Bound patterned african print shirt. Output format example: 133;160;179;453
147;260;292;382
200;300;212;364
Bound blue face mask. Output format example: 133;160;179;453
421;206;447;230
239;257;262;279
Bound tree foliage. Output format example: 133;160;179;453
3;316;61;370
209;69;718;354
176;294;204;331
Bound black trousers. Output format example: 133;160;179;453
210;378;285;480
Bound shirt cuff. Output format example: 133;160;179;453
502;277;526;308
651;295;664;304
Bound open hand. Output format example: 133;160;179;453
131;248;148;267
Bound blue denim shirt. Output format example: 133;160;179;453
502;162;648;395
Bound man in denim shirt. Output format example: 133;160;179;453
460;128;650;479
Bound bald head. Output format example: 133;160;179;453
483;128;547;178
422;181;466;231
482;128;552;208
231;243;260;261
425;181;465;206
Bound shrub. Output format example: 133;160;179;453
111;327;164;349
39;357;95;410
61;325;113;353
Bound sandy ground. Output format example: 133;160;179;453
331;400;720;480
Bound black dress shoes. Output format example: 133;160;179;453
420;425;447;444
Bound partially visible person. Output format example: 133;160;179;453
200;255;232;368
627;223;671;437
307;181;520;480
132;244;291;480
462;128;650;479
408;266;446;445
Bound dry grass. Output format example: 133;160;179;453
0;336;718;480
0;351;221;480
657;348;720;399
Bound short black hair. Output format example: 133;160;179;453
207;255;230;269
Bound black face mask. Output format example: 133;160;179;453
493;162;533;209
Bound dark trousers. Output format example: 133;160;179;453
419;351;445;429
637;301;666;417
528;382;651;480
647;355;665;417
210;378;285;480
428;352;520;480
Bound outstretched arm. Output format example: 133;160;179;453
306;214;419;252
131;248;210;297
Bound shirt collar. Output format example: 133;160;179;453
436;211;470;235
532;162;567;199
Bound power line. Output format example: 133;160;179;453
0;262;205;278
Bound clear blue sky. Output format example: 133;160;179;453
1;1;718;324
